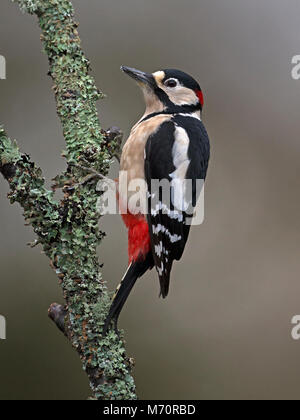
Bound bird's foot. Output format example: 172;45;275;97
102;317;121;339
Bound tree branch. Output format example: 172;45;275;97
48;303;68;335
0;0;137;400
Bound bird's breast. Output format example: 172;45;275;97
119;114;173;214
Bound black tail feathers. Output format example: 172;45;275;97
158;259;174;299
159;274;170;299
102;252;153;335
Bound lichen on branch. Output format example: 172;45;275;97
0;0;137;400
0;126;61;248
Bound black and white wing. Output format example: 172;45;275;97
144;115;210;297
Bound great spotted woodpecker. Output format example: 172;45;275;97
103;66;210;334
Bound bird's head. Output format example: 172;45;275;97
121;66;204;117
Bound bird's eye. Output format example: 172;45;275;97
164;79;177;88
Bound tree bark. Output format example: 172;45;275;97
0;0;137;400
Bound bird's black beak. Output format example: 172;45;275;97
121;66;155;89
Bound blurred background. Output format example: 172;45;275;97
0;0;300;400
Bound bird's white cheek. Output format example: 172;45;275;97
165;86;198;106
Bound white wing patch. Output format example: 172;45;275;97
169;125;190;211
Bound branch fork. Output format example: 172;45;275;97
0;0;136;400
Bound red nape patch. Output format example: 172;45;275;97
195;89;204;108
122;213;151;263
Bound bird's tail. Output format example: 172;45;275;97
102;252;153;335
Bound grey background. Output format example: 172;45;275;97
0;0;300;400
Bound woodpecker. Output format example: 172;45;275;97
103;66;210;334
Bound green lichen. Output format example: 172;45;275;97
0;128;20;164
0;0;137;400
